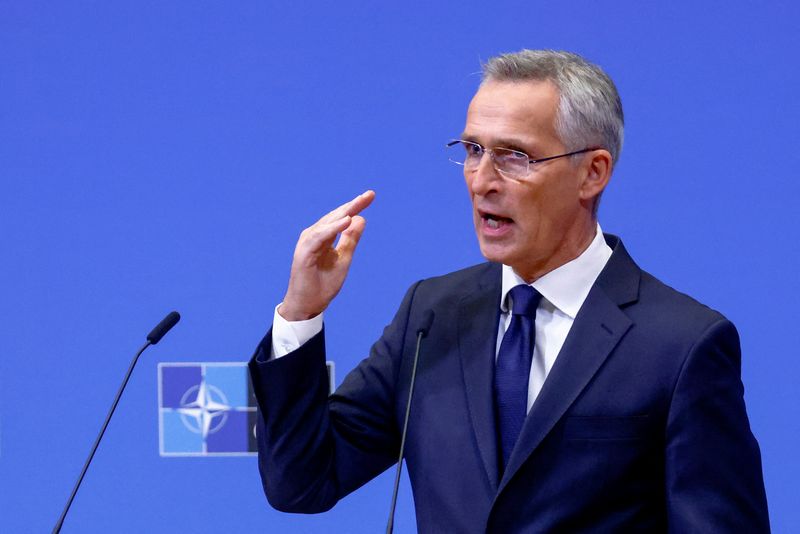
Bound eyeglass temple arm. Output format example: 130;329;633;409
528;147;597;164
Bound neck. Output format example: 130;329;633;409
514;219;598;283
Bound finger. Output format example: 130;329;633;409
319;190;375;224
346;190;375;217
335;215;367;260
301;215;352;254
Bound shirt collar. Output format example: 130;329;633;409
501;224;613;318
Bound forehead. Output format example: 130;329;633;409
464;80;561;147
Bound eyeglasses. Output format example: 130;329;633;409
446;139;598;180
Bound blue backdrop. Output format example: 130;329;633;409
2;1;798;532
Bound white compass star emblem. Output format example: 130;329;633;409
177;381;230;437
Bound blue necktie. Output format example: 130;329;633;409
495;284;542;473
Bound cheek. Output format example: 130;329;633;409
512;192;544;227
465;177;480;200
521;180;577;222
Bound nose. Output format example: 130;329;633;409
466;150;501;196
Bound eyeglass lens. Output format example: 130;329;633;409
454;141;529;177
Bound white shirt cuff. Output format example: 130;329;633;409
271;304;324;358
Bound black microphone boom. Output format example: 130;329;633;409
53;311;181;534
386;310;434;534
147;311;181;344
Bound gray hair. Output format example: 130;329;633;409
481;50;624;170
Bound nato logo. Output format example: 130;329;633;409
158;362;257;457
158;361;336;457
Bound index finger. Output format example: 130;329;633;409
318;190;375;224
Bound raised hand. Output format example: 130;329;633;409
278;190;376;321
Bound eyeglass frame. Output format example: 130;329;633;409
446;139;601;179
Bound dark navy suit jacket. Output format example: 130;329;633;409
249;235;769;532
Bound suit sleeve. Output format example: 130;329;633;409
665;319;770;532
248;281;421;513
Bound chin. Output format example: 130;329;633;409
477;241;513;266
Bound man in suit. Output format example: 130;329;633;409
249;50;769;532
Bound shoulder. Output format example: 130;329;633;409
397;262;500;317
420;262;498;287
608;234;725;323
412;262;498;296
622;264;738;362
638;268;730;328
602;234;732;339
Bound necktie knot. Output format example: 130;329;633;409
509;285;541;317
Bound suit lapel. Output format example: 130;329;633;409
457;263;502;492
497;235;640;494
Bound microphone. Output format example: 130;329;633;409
53;311;181;534
147;311;181;344
386;310;434;534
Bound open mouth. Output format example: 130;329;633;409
479;210;513;230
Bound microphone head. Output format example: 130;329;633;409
417;310;435;337
147;311;181;345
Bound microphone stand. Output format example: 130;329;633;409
386;310;433;534
52;340;150;533
53;311;180;533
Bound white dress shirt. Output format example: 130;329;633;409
271;225;612;413
499;225;611;412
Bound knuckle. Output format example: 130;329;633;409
302;226;322;241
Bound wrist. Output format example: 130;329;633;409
277;302;320;322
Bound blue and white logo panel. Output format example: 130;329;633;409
158;362;257;457
158;360;335;457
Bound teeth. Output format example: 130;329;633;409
487;218;499;229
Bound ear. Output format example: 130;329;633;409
578;149;613;204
